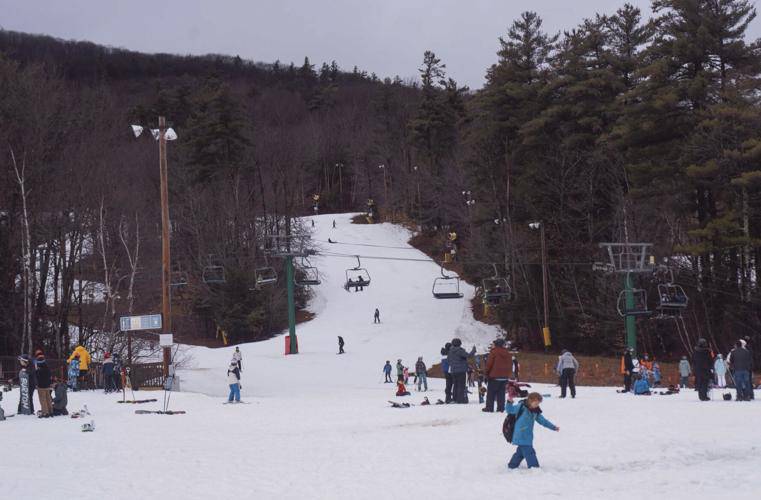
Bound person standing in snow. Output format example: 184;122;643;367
512;356;520;382
383;361;393;383
68;345;91;390
505;392;559;469
692;338;714;401
35;352;53;418
556;350;579;398
678;356;691;388
483;338;511;412
396;359;404;383
338;336;345;354
743;336;755;399
441;343;453;403
373;308;380;324
232;347;242;371
403;366;410;385
227;361;241;403
447;338;476;404
714;354;727;388
621;347;635;392
652;362;662;387
415;357;428;391
102;353;116;393
332;220;336;229
67;354;80;391
728;340;753;401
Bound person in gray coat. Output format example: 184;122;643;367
556;350;579;398
678;356;691;388
447;338;476;404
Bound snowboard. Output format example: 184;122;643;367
118;399;158;404
388;401;411;408
134;410;186;415
18;370;33;415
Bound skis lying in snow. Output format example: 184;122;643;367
118;399;158;404
134;410;186;415
388;401;412;408
222;401;252;405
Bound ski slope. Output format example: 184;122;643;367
2;213;760;500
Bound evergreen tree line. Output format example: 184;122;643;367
2;1;761;361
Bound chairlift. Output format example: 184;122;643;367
254;266;278;288
616;289;651;317
433;266;463;299
656;283;688;312
170;268;189;287
202;256;226;284
296;258;321;286
481;264;512;305
345;256;370;291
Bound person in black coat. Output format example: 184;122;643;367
692;338;714;401
447;338;476;404
744;336;755;400
338;336;345;354
622;347;635;393
441;343;453;403
35;354;53;417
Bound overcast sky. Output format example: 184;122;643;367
1;0;760;89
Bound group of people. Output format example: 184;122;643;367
621;349;662;395
385;357;429;395
13;351;68;418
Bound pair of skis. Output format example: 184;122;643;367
134;410;186;415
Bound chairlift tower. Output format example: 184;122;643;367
596;242;654;355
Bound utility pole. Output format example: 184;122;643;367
530;221;551;349
158;116;172;376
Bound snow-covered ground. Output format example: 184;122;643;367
2;213;760;500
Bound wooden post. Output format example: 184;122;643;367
158;116;172;376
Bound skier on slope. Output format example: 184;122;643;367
383;361;393;383
373;308;380;324
415;357;428;391
338;336;345;354
556;350;579;399
227;361;242;403
232;347;242;371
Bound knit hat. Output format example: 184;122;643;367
451;338;462;347
494;338;505;347
104;352;111;359
697;338;708;348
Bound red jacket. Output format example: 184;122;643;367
485;346;512;379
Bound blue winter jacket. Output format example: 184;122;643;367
505;401;557;446
633;378;650;395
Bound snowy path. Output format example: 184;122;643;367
2;213;760;500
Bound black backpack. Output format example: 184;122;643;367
502;401;525;443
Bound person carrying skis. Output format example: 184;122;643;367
415;357;428;391
102;353;116;393
396;359;404;383
67;354;80;391
447;338;476;404
621;347;634;392
232;347;242;371
556;350;579;398
483;338;511;412
692;338;714;401
373;308;380;324
678;355;691;388
227;361;241;403
383;361;393;383
714;354;727;388
505;392;559;469
338;336;345;354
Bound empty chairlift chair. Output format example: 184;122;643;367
616;289;651;317
345;256;370;291
202;257;226;284
254;266;278;289
432;266;463;299
296;258;321;286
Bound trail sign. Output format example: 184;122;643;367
120;314;162;332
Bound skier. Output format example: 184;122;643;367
447;338;476;404
373;308;380;324
440;343;453;403
483;338;511;412
332;220;336;229
35;352;53;418
415;357;428;391
692;338;714;401
556;350;579;398
102;353;116;393
383;361;393;383
68;345;91;390
16;355;36;415
396;359;404;383
227;361;241;403
512;356;520;382
728;340;752;401
678;355;691;388
338;336;345;354
621;347;634;392
232;347;242;371
714;354;727;388
67;354;80;391
52;376;68;416
505;392;559;469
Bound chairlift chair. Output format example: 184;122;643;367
616;289;651;317
433;266;463;299
254;266;278;288
170;269;189;288
345;256;370;290
656;283;688;311
481;264;512;305
296;258;321;286
202;256;226;284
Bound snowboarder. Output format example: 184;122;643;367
373;308;380;324
395;380;410;396
52;377;68;416
483;338;511;412
415;357;428;391
728;340;752;401
67;354;80;391
232;347;242;371
714;354;727;388
505;392;559;469
692;338;714;401
678;355;691;388
227;361;241;403
35;352;53;418
16;355;36;415
556;350;579;398
396;359;404;382
621;347;634;392
447;338;476;404
102;353;116;393
383;361;393;383
338;336;345;354
512;356;520;382
68;345;91;390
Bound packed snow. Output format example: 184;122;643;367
2;213;760;500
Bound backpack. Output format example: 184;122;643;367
502;401;526;443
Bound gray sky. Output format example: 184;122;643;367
1;1;759;89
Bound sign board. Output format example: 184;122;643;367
119;314;162;332
159;334;173;347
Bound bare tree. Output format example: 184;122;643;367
10;147;34;355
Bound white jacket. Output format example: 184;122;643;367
227;369;240;385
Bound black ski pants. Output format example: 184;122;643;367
560;368;576;398
623;372;632;392
695;373;710;400
452;372;468;404
444;373;453;402
485;378;507;412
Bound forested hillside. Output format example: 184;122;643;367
2;1;760;362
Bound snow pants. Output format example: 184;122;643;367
452;372;467;403
560;368;576;398
37;388;53;416
104;373;117;393
623;373;632;392
444;373;453;403
679;376;688;389
716;374;726;388
228;383;240;402
485;378;507;412
384;372;392;383
416;373;427;391
734;370;751;400
508;445;539;469
695;374;710;400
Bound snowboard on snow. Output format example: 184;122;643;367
118;399;158;404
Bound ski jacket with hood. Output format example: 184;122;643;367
68;346;91;370
556;352;579;373
447;345;476;374
505;400;557;446
485;346;512;379
678;359;691;377
692;347;713;376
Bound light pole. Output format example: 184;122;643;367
529;221;551;349
131;118;177;376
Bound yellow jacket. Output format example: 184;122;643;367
67;346;91;370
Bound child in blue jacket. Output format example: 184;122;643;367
505;392;559;469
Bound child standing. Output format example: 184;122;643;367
652;362;662;388
227;362;241;403
505;392;559;469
